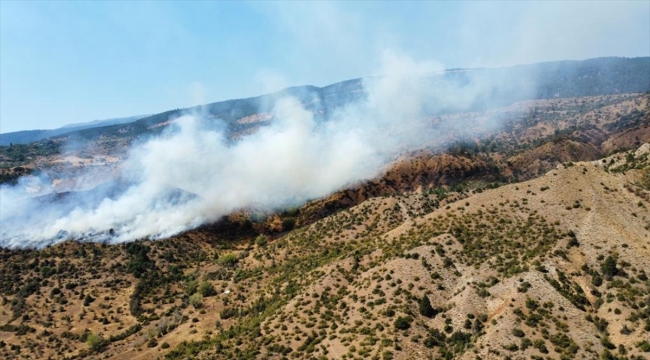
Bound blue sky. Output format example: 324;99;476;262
1;1;649;133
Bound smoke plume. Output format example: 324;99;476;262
0;52;535;248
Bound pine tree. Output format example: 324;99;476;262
601;256;618;279
419;295;437;318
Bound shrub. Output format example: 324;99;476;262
638;340;650;352
189;293;203;309
86;332;105;352
220;307;239;320
186;280;198;295
534;339;549;354
601;256;618;278
601;349;615;360
83;294;95;306
447;331;472;349
517;282;532;293
620;325;632;335
394;316;413;330
282;218;296;231
255;235;268;247
218;253;238;267
423;336;440;348
592;275;603;287
198;281;217;297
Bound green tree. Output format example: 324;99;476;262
601;256;618;278
394;316;413;330
198;281;217;297
86;332;105;352
189;293;203;309
418;296;437;318
282;218;296;231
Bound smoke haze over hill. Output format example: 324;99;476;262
0;52;546;247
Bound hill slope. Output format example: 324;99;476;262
0;144;649;359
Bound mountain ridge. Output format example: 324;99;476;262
0;115;150;146
2;56;648;147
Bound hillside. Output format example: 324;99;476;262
291;92;650;225
1;57;648;191
1;139;649;359
1;90;648;191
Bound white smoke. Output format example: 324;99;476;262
0;52;534;248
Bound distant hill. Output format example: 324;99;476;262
1;57;648;148
59;115;152;129
0;114;149;146
58;78;367;143
48;56;650;144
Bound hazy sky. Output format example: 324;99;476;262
1;1;649;133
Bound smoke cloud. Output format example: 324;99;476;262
0;51;535;248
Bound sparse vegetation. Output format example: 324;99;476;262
0;91;649;359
